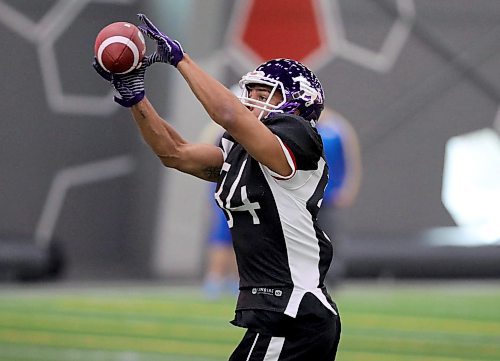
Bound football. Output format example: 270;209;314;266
94;21;146;74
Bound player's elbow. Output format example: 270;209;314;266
209;94;245;130
158;153;182;169
209;105;234;130
155;144;183;169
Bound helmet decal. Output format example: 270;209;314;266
291;75;322;107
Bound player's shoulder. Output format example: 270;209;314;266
264;113;320;140
264;113;323;162
264;113;313;129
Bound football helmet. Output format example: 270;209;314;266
238;58;324;122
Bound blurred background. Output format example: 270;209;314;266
0;0;499;360
1;0;498;282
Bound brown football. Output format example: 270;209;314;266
94;22;146;74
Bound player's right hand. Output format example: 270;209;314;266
137;13;184;67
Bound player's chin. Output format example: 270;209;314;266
247;107;265;119
247;106;258;117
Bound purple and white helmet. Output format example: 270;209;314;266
238;58;325;122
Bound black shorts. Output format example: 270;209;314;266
228;293;341;361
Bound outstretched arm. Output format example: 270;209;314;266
180;57;285;154
178;56;292;178
137;14;293;178
131;97;224;182
92;46;223;182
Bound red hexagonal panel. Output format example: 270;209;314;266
240;0;324;62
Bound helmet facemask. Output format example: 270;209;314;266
238;71;286;120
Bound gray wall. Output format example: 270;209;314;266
331;0;499;235
221;0;499;236
0;0;159;279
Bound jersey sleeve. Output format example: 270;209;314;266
264;114;323;173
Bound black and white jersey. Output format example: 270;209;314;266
215;114;336;318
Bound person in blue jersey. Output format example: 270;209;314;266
203;180;239;299
317;108;363;282
93;13;341;361
318;108;362;209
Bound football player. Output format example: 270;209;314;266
93;13;341;361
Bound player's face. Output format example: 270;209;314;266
246;84;283;119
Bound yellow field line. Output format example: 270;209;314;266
339;350;478;361
345;313;500;334
0;313;240;340
0;329;233;358
340;334;500;358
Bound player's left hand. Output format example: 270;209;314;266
137;13;184;67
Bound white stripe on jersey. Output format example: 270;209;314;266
263;337;285;361
214;162;233;226
246;333;260;361
221;138;234;160
260;157;336;317
227;158;248;209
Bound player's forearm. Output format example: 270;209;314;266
176;55;292;177
176;54;242;130
131;97;224;180
131;97;186;167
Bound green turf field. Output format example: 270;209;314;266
0;281;499;361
